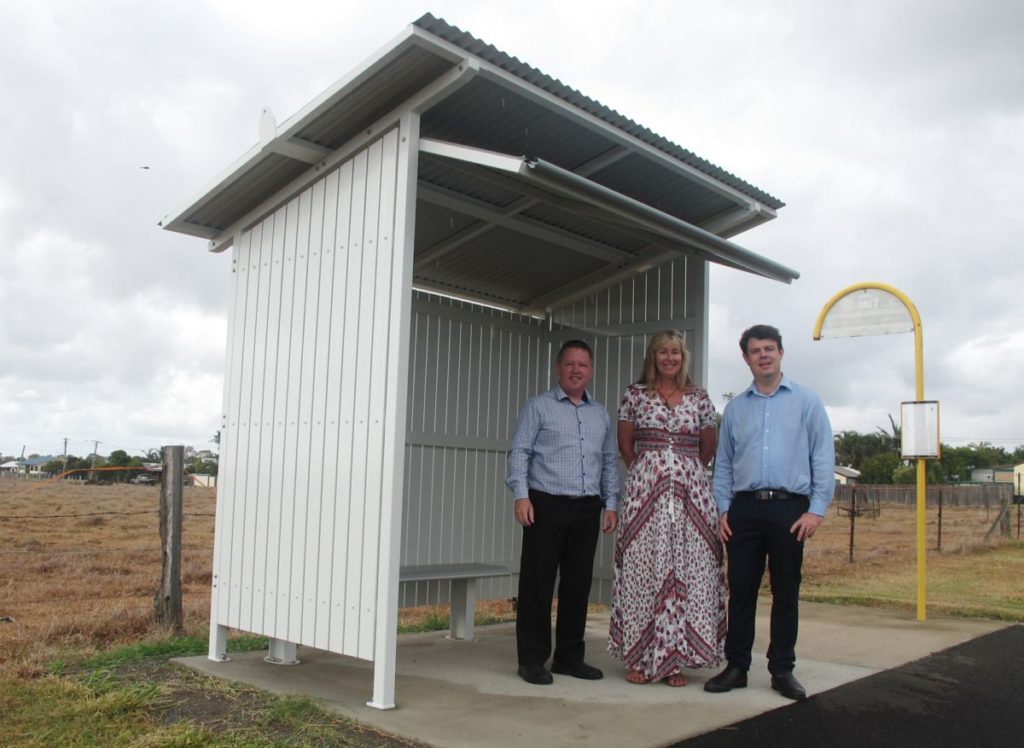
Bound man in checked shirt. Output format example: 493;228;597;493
506;339;619;685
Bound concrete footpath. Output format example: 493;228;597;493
176;602;1008;747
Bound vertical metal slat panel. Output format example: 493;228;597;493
399;295;547;605
245;212;277;634
323;162;356;647
285;185;315;644
211;234;248;629
308;170;339;650
261;205;289;637
273;198;302;638
227;222;261;629
357;130;401;659
214;130;407;661
299;175;328;647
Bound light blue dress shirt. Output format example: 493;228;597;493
506;385;619;511
712;375;835;516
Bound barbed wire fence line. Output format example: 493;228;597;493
832;482;1018;562
0;449;216;638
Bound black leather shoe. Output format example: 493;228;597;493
703;665;748;693
551;660;603;680
517;664;553;685
771;672;807;701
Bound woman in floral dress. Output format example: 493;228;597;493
608;330;725;686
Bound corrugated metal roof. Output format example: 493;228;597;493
413;13;784;210
163;14;795;310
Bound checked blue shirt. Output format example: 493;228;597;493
505;385;619;511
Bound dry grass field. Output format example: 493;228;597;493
2;477;1021;675
1;478;1021;745
0;480;217;675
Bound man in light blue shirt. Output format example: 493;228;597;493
705;325;834;701
506;340;619;685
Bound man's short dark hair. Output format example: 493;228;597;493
740;325;783;354
557;339;593;363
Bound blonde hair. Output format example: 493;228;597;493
637;330;693;392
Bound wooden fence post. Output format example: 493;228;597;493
154;445;183;633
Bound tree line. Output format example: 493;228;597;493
835;417;1023;484
2;446;218;482
7;424;1021;486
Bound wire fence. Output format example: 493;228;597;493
3;475;1021;659
0;472;216;649
835;482;1013;508
829;482;1021;561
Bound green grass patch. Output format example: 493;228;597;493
5;632;413;748
398;611;450;633
51;635;270;673
3;673;161;747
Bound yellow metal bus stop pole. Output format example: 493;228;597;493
813;281;927;621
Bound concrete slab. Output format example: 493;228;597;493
176;602;1007;747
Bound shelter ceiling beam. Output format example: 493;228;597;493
414;143;630;269
266;136;334;164
416;182;636;263
558;315;697;338
522;159;798;283
521;249;676;315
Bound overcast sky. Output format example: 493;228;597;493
3;0;1022;459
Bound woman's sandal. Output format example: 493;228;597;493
625;670;650;684
664;673;689;687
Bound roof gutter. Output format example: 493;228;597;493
522;158;799;284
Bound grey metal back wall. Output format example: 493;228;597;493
549;256;708;603
400;292;548;606
214;128;408;661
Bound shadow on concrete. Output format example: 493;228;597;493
175;604;1012;748
673;625;1024;747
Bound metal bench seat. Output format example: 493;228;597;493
399;563;511;641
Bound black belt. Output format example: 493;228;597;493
734;489;807;501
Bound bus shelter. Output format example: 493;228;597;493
162;13;797;709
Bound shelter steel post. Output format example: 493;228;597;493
367;111;421;710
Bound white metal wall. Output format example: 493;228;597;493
396;256;706;607
212;127;408;661
211;137;711;639
550;256;707;601
400;293;547;606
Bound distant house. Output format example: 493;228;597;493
835;465;861;485
1012;463;1024;494
24;456;57;479
1;456;57;479
970;466;1014;484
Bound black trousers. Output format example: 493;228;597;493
516;490;603;667
724;495;809;675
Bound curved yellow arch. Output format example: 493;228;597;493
812;281;923;400
812;281;922;341
813;281;928;620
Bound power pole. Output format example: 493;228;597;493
62;438;69;479
89;440;100;481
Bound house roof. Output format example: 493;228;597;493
835;465;862;478
162;13;797;313
21;456;56;467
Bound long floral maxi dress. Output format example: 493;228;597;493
608;383;726;679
